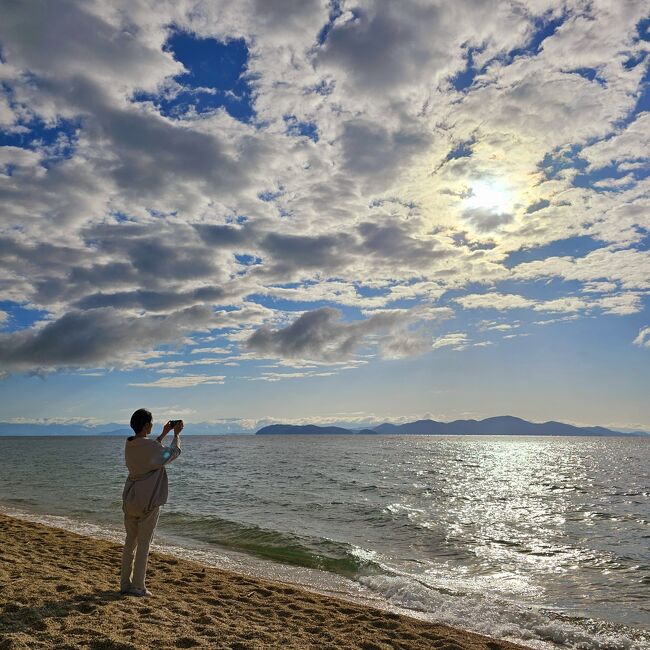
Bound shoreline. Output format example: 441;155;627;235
0;512;533;649
0;503;399;613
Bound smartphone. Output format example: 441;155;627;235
168;420;182;427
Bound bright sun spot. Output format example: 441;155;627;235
465;180;512;214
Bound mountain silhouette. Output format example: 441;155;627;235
256;424;358;436
256;416;634;437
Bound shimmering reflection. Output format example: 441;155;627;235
0;434;648;637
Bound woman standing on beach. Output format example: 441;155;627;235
120;408;183;597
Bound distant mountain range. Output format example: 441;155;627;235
0;416;647;437
256;416;647;437
254;424;378;436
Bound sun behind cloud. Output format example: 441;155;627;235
464;180;514;215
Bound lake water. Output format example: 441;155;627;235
0;434;648;649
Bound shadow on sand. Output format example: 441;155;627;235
0;589;138;650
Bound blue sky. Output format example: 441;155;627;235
0;1;648;431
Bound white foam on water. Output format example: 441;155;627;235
385;502;425;516
357;573;650;650
417;559;544;599
348;544;379;564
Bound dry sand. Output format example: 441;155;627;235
0;512;532;649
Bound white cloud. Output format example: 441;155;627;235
0;146;41;169
581;281;618;294
633;327;650;349
0;0;647;380
190;347;230;355
533;315;580;326
512;247;650;291
456;288;645;316
597;293;643;316
245;370;336;382
581;112;650;171
3;416;99;425
540;297;588;313
479;321;517;332
455;293;535;310
432;332;469;351
129;375;225;388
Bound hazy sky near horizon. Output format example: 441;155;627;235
0;0;649;430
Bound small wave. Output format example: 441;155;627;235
0;504;126;544
386;502;419;513
383;502;441;531
160;511;384;578
2;497;39;506
357;573;650;650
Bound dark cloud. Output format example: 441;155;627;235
37;75;255;204
74;287;228;312
0;236;99;305
195;219;452;281
95;101;246;199
128;240;219;282
251;0;327;35
317;1;443;91
0;0;177;89
357;221;452;266
260;231;355;274
378;326;430;358
245;306;409;361
0;226;230;309
340;119;430;186
87;224;225;283
193;224;254;249
0;237;89;274
461;208;514;232
0;306;215;371
68;263;137;288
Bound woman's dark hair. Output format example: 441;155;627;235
130;408;152;434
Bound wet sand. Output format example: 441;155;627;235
0;512;532;649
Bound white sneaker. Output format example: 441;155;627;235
128;588;153;597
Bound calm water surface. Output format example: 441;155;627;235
0;434;648;649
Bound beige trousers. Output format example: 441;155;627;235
120;505;160;591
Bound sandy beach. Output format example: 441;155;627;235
0;512;534;650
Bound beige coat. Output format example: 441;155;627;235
122;436;181;516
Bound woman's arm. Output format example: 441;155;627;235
155;421;174;444
161;421;183;465
161;434;181;465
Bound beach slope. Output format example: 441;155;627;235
0;513;531;649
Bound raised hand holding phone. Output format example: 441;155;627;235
169;420;184;436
